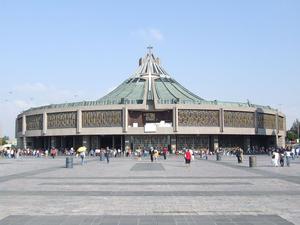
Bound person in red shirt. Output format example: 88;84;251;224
163;147;168;160
184;149;191;165
50;147;57;159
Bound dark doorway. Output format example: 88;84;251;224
100;135;113;149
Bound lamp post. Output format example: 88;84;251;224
275;109;279;148
297;121;300;143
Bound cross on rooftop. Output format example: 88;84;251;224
147;46;153;54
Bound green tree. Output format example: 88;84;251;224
290;119;300;136
287;130;297;141
0;136;9;145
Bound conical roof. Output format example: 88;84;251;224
24;48;275;112
97;48;204;105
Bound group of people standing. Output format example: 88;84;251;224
271;148;295;167
149;146;168;162
148;147;194;166
235;147;244;163
79;147;111;165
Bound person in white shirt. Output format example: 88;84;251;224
296;147;300;158
272;151;279;167
189;149;194;161
80;151;86;165
285;150;291;167
291;148;295;159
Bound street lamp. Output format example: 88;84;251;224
297;121;300;143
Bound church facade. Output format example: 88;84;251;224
16;49;286;152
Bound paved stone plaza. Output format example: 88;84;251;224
0;155;299;225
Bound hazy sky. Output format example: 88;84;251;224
0;0;299;138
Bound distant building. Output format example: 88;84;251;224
16;49;286;151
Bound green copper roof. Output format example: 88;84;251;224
95;50;205;105
97;78;145;104
23;49;276;112
155;78;204;104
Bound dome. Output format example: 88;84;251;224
97;49;204;105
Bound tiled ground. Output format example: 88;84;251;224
130;162;165;171
0;215;294;225
0;155;299;224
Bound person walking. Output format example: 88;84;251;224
50;148;56;159
239;148;244;163
296;147;300;158
272;151;279;167
100;149;104;161
150;147;154;162
235;148;241;163
184;149;191;167
280;152;285;167
205;149;209;160
163;146;168;160
80;151;86;165
70;147;75;156
154;149;159;161
105;148;110;164
190;149;194;161
285;149;291;167
45;149;49;157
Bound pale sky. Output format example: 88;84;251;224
0;0;299;138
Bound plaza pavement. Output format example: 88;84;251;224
0;154;299;225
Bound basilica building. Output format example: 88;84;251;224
16;49;286;152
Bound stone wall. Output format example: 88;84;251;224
257;113;276;129
47;112;77;129
178;109;219;127
82;110;122;127
26;114;43;130
224;111;254;128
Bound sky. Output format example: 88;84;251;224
0;0;299;138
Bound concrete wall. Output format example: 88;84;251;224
16;104;286;148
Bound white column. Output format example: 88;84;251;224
278;136;285;148
22;137;27;149
123;107;128;133
21;115;27;149
254;111;258;134
15;119;18;139
173;107;178;132
275;111;279;147
22;115;26;136
120;136;123;151
77;109;82;134
275;111;279;134
42;112;47;135
219;108;224;133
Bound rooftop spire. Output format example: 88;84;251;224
131;47;170;80
147;45;153;54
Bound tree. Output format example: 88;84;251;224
0;136;9;145
290;119;300;138
287;130;297;141
287;119;300;142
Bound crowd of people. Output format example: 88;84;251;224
0;147;121;159
1;144;299;167
271;146;299;167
